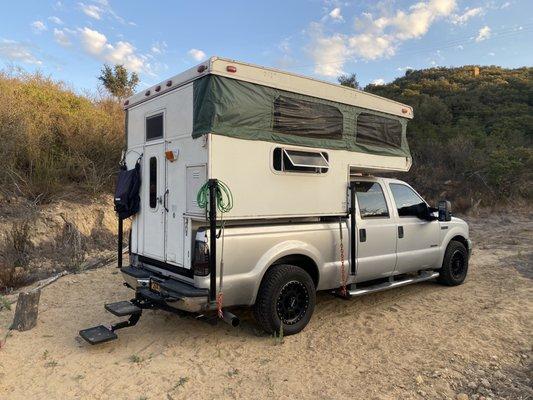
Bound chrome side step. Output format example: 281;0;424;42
348;271;439;297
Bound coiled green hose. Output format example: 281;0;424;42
197;180;234;213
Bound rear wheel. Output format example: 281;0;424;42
437;240;469;286
253;264;316;335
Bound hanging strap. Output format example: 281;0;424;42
339;218;348;297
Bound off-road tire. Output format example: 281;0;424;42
253;264;316;336
437;240;469;286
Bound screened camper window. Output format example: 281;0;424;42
273;96;343;138
273;148;329;174
353;181;389;218
356;113;402;148
146;113;163;141
149;157;157;208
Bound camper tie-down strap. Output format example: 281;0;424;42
197;180;233;318
339;218;348;297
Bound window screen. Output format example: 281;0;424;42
149;157;157;208
356;113;402;148
353;181;389;218
273;96;343;138
146;113;163;141
389;183;425;217
273;148;329;173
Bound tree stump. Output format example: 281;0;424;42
11;289;41;331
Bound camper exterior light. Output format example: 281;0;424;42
155;85;161;92
226;65;237;73
166;80;172;87
197;65;207;73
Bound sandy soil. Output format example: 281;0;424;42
0;213;531;400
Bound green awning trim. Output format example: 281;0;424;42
192;75;410;158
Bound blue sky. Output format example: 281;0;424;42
1;0;532;92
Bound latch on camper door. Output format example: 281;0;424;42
163;189;169;212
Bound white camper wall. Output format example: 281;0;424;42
209;135;410;219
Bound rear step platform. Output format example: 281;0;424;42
79;300;142;345
79;325;117;345
105;301;141;317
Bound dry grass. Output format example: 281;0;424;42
0;219;33;291
0;69;124;204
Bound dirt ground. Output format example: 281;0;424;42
0;212;531;400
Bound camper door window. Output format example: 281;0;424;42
146;113;164;141
356;113;402;149
273;96;342;138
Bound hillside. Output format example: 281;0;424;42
364;66;532;209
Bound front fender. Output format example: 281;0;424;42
437;225;470;267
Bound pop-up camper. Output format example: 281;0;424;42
80;57;470;344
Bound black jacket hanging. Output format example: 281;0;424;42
114;160;141;220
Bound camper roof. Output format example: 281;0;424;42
124;56;413;120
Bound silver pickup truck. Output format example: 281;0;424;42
121;176;471;336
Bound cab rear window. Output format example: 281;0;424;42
353;181;389;218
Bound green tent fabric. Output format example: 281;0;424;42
192;75;411;158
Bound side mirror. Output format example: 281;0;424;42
438;200;452;222
416;203;436;221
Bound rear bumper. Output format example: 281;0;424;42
121;266;209;313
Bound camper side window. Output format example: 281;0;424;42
149;157;157;208
146;113;163;141
273;148;329;174
273;96;343;138
356;113;402;148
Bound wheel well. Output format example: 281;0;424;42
270;254;319;287
450;235;468;250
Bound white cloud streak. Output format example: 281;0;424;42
329;8;344;22
79;27;146;72
309;0;458;77
188;48;206;61
476;25;491;42
31;20;47;33
0;39;42;65
450;7;483;24
54;28;71;47
48;16;63;25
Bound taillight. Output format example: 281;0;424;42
193;237;209;276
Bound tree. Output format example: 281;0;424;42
98;64;139;99
337;73;360;90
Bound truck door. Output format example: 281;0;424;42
388;183;440;273
352;180;397;281
142;142;166;260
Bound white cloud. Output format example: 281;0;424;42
456;44;464;50
309;0;457;77
0;39;42;65
397;65;413;71
329;8;344;22
79;2;102;19
500;2;511;9
151;41;167;55
371;78;386;85
488;51;495;56
79;27;146;72
48;16;63;25
188;48;206;62
476;25;491;42
31;20;47;33
53;28;71;47
450;7;483;25
79;1;134;25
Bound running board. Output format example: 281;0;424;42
348;271;439;297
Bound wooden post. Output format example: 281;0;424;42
11;289;41;331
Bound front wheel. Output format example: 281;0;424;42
253;264;316;335
437;240;469;286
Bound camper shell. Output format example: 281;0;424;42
78;57;471;344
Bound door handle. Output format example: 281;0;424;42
163;189;169;212
359;228;366;243
398;226;404;239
